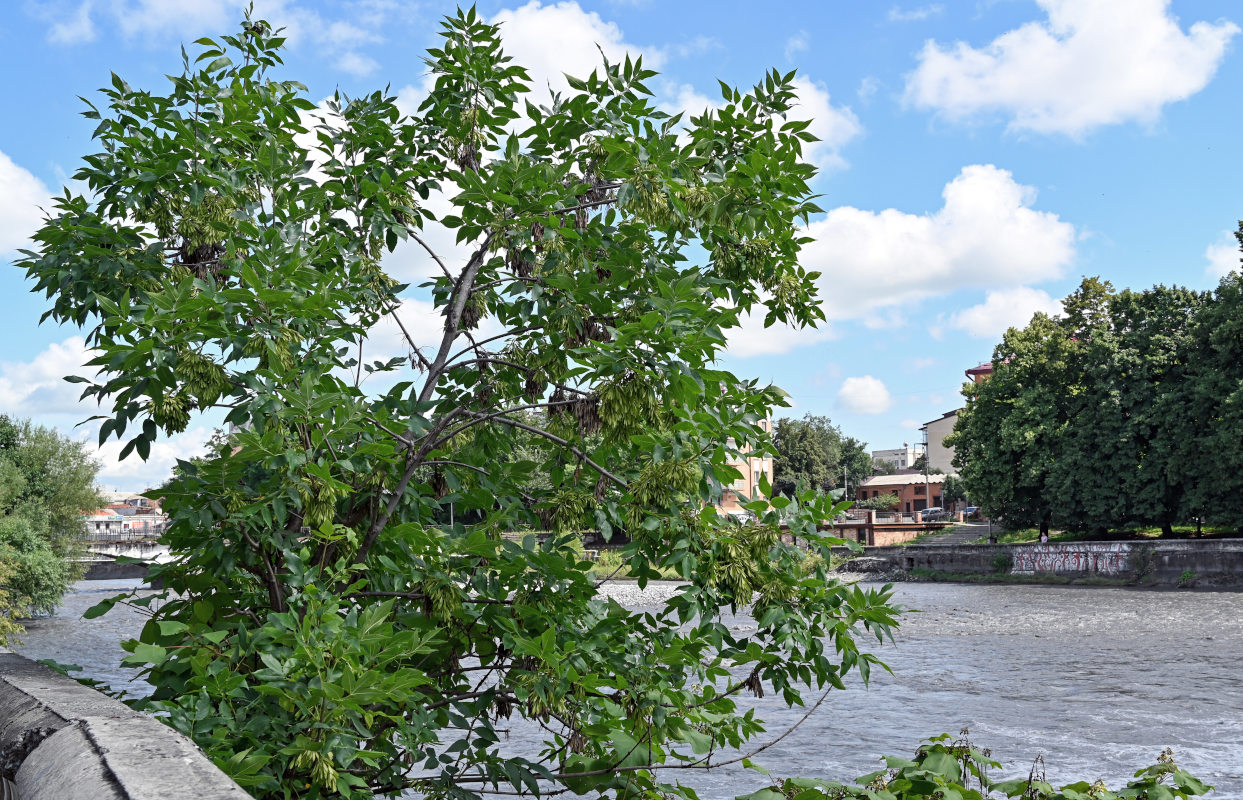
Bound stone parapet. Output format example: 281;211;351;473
0;652;250;799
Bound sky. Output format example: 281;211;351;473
1;0;1241;489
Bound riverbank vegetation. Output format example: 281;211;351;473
0;415;101;640
951;271;1243;538
23;12;901;798
742;731;1210;800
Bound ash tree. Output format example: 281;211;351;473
23;11;898;800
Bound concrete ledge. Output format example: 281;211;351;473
0;653;250;799
834;539;1243;587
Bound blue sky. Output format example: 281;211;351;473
1;0;1240;488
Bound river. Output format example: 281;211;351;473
13;579;1243;798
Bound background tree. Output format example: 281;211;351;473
872;458;899;476
840;436;873;490
771;413;843;496
856;492;899;512
941;474;967;507
953;275;1223;536
0;415;101;626
950;309;1076;536
25;14;898;799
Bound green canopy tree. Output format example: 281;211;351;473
950;309;1077;536
0;416;101;624
840;436;873;491
771;413;843;496
1185;265;1243;528
24;13;897;799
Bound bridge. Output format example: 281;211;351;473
80;537;171;580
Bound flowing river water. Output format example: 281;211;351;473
13;579;1243;798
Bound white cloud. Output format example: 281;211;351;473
0;336;208;488
791;76;863;173
838;376;893;415
94;425;214;490
0;150;54;255
947;287;1063;338
724;309;834;359
888;4;943;23
491;1;662;103
803;164;1076;322
1205;231;1239;279
898;418;924;431
0;337;96;416
335;51;380;78
364;296;506;369
785;30;810;61
905;0;1240;136
46;0;97;43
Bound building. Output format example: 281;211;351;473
82;491;168;540
871;444;921;470
857;472;945;514
921;411;958;475
965;362;993;383
919;362;995;476
717;418;774;518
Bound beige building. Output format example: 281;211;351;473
921;410;958;475
717;418;774;518
918;361;995;476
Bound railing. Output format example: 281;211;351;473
85;530;165;544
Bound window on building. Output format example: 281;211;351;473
914;485;926;496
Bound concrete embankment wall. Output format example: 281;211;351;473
0;652;250;799
835;539;1243;587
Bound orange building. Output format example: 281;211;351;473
857;472;945;514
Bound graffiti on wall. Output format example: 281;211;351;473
1011;542;1131;576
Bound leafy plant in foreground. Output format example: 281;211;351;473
24;11;900;799
741;732;1211;800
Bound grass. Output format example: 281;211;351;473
904;525;961;545
967;524;1239;545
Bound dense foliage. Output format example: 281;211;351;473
855;493;900;512
771;414;871;497
950;269;1243;534
741;732;1211;800
0;415;101;630
23;13;902;799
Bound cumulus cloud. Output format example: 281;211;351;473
838;376;893;415
0;337;96;416
362;297;506;372
724;309;834;359
947;287;1064;338
0;150;54;256
791;76;863;173
94;425;214;489
1205;231;1239;279
803;164;1076;322
905;0;1239;136
0;336;209;488
492;0;662;102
